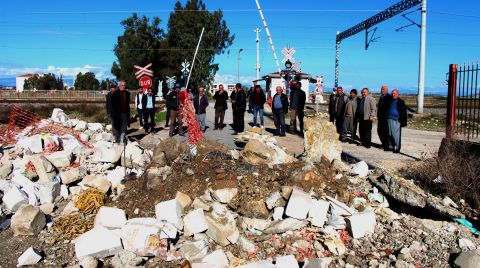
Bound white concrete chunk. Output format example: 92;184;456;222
17;135;43;154
237;260;275;268
120;218;165;257
75;226;123;260
304;258;332;268
45;150;73;169
350;160;369;178
184;208;208;235
159;222;178;239
11;172;35;189
106;167;126;188
309;199;330;227
30;155;57;183
266;192;283;210
3;187;28;212
198;249;229;268
212;188;238;204
94;206;127;230
273;207;284;221
347;211;376;239
87;123;104;133
74;121;87;132
81;174;111;193
176;191;192;209
60;185;69;199
155;199;183;230
275;255;299;268
178;240;210;262
11;205;46;236
36;176;61;204
17;247;42;266
285;188;312;220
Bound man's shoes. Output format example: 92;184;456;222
280;133;286;137
233;132;238;135
393;150;400;153
164;124;169;128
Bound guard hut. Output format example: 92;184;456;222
255;72;315;101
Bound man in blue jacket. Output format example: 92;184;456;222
272;86;289;136
387;89;408;153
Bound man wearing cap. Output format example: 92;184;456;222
334;87;348;134
356;88;377;148
231;83;247;134
328;88;337;123
341;89;358;142
377;85;393;150
289;81;306;134
166;83;183;136
213;84;229;130
111;80;131;144
251;84;266;128
387;89;407;153
272;86;289;136
194;87;209;132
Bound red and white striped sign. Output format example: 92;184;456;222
134;63;153;79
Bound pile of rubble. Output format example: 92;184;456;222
1;110;479;268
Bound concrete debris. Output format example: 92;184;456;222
51;108;69;123
111;250;145;268
81;174;111;193
155;199;184;230
3;187;29;212
74;120;87;132
242;217;271;232
0;160;13;179
74;226;123;260
309;199;330;227
11;204;46;236
184;208;209;235
176;191;192;210
263;218;307;234
275;255;299;268
265;191;283;210
30;155;57;183
37;176;61;204
121;218;166;257
94;206;127;230
458;238;476;251
196;249;229;268
87;123;103;133
304;258;332;268
17;247;42;267
60;167;86;185
212;187;238;204
273;207;284;221
45;150;73;169
285;188;312;220
79;256;98;268
350;160;369;178
17;135;43;154
454;249;480;268
178;240;210;262
347;211;376;239
241;138;295;165
205;204;238;246
303;116;342;162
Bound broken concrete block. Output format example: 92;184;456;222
120;218;167;258
111;250;145;268
227;228;240;244
184;208;208;235
94;207;127;230
59;167;86;185
0;161;12;179
93;132;114;143
79;133;90;142
178;240;210;262
264;218;307;234
51;108;68;123
459;238;476;251
205;214;237;247
74;120;87;132
273;207;284;221
30;155;57;183
237;260;275;268
75;226;123;260
309;199;330;227
242;217;271;232
155;199;183;230
17;247;42;266
17;135;43;154
176;191;192;209
304;258;332;268
45;150;73;169
79;256;98;268
285;188;312;220
238;236;256;253
91;145;123;163
2;187;28;212
347;211;376;239
212;188;238;204
11;172;35;189
275;255;299;268
199;249;229;268
69;186;82;196
39;203;55;215
11;205;46;236
60;185;69;199
87;123;104;133
159;222;178;239
106;167;126;189
454;249;480;268
266;191;283;210
81;174;111;193
36;176;61;204
120;142;146;169
192;198;211;211
325;196;355;216
350;161;369;178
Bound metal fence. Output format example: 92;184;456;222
446;63;480;141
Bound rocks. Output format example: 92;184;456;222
184;208;208;235
94;206;127;230
2;187;29;212
30;155;57;183
91;144;123;163
0;161;13;179
309;199;330;227
176;191;192;209
60;167;86;185
111;250;145;268
153;138;187;165
241;139;295;165
347;211;376;239
51;108;68;123
303;117;341;162
178;240;210;262
459;238;476;251
238;236;256;253
87;123;103;133
454;249;480;268
36;176;61;204
205;204;238;246
285;188;312;220
155;199;183;230
146;166;172;190
120;218;166;257
17;135;43;154
106;167;126;189
263;218;307;234
212;188;238;204
275;255;299;268
242;217;271;232
273;207;284;221
197;249;229;268
81;174;111;193
75;226;123;260
45;150;73;169
350;161;369;178
74;120;87;132
121;142;148;169
17;247;42;266
79;256;98;268
265;192;283;210
11;205;46;236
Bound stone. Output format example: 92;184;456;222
242;217;271;232
75;226;123;260
79;133;90;142
264;218;307;234
36;176;61;204
205;204;238;246
2;187;28;212
17;135;43;154
198;249;229;268
11;172;35;189
192;198;211;211
152;138;187;165
350;161;369;178
106;124;112;131
238;236;256;253
60;167;86;185
323;235;346;255
346;254;363;266
265;192;283;210
347;211;376;239
45;151;73;169
94;132;114;142
237;260;275;268
0;161;12;179
176;191;192;209
285;188;312;220
51;108;68;123
178;240;210;262
242;139;285;165
120;218;166;257
146;166;172;190
212;188;238;204
120;142;147;169
17;247;42;266
309;199;330;227
155;199;183;230
81;174;111;193
454;249;480;268
304;258;333;268
60;200;79;215
275;255;299;268
30;155;57;183
91;144;123;163
79;256;98;268
106;167;126;189
94;206;127;230
184;208;209;235
11;205;46;236
87;123;103;133
303;117;342;162
39;203;55;215
111;250;145;268
74;120;87;131
273;207;284;221
459;238;476;251
159;222;178;239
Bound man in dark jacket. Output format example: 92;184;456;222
334;87;348;134
167;83;183;136
213;84;229;130
106;84;117;137
141;87;156;133
328;88;337;123
387;89;407;153
341;89;358;142
111;80;131;144
377;85;393;150
231;83;247;134
289;81;306;134
272;86;289;136
251;85;266;128
194;87;209;132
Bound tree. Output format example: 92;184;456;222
74;72;100;90
56;75;65;90
164;0;234;88
111;13;165;91
100;78;117;91
23;73;58;90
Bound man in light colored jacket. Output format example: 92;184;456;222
356;88;377;148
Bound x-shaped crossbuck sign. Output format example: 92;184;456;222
134;63;153;79
281;47;296;63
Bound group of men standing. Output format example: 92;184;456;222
329;85;407;153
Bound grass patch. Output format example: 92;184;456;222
155;111;167;122
406;113;445;132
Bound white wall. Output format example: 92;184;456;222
15;77;26;93
269;77;310;100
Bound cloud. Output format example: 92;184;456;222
0;65;113;81
214;73;257;86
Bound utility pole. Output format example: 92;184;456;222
335;31;340;88
254;28;261;81
237;48;244;83
417;0;427;114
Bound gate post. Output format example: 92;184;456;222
446;64;457;139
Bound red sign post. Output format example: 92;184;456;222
139;76;152;90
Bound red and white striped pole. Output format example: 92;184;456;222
255;0;281;73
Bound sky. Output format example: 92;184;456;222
1;0;480;94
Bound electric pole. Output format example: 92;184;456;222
255;28;261;81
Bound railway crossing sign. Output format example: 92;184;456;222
281;47;296;63
181;60;190;74
134;63;153;79
166;76;176;89
139;76;152;90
